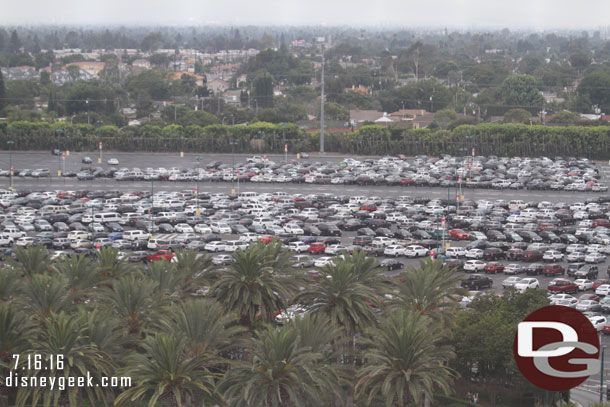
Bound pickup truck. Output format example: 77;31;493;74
547;278;578;294
146;250;175;262
461;274;493;290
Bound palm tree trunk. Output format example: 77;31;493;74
159;391;179;407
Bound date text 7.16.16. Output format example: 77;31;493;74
12;354;64;371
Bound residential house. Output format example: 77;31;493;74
207;78;231;94
66;62;106;79
223;90;242;106
349;109;385;128
168;72;207;87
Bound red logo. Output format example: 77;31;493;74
512;305;600;391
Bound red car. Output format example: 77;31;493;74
542;263;565;276
484;262;505;274
594;279;610;289
308;242;327;254
449;229;470;240
547;279;578;294
593;219;610;228
602;324;610;335
146;250;175;262
579;293;601;303
359;204;377;211
258;235;274;244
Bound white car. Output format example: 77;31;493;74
284;224;304;235
211;254;234;265
194;224;212;234
588;315;607;331
223;240;249;252
107;158;119;165
384;245;406;257
574;279;594;291
174;223;194;233
555;298;578;308
288;241;310;253
15;236;34;246
239;232;259;243
464;249;484;259
464;260;486;272
314;256;335;267
585;252;606;263
204;241;226;252
596;284;610;296
325;244;347;255
404;245;428;258
210;222;232;234
514;278;540;293
542;250;563;262
549;293;576;304
502;276;522;288
445;247;466;258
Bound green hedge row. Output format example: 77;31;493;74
0;121;606;159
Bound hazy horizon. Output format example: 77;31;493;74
2;0;610;30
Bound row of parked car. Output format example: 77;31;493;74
13;154;607;192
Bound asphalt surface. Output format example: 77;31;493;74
6;150;610;405
1;151;610;204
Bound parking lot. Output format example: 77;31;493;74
4;152;610;349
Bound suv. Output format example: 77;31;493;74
574;265;599;280
543;263;565;276
461;274;493;290
567;262;587;277
526;263;544;275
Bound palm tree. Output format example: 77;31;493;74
295;261;378;337
173;249;214;295
52;254;99;299
115;333;219;407
0;304;34;404
82;308;131;363
96;247;134;282
355;310;456;407
0;266;19;301
391;259;464;327
15;312;114;407
17;273;73;321
145;260;182;297
103;274;161;336
213;242;300;330
220;325;330;407
162;299;244;358
9;245;50;278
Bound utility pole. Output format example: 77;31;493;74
320;44;325;153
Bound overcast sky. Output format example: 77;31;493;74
2;0;609;29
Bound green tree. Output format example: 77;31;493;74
570;51;592;72
213;242;299;331
548;111;581;125
9;245;50;277
8;30;21;53
220;324;335;407
18;274;73;321
434;109;458;130
323;102;349;121
356;311;456;407
0;69;5;112
500;74;545;115
253;74;274;109
577;70;610;113
52;254;98;298
503;108;532;124
116;333;218;407
15;312;114;407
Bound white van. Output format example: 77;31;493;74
93;212;122;223
123;230;149;241
224;240;249;252
238;192;258;201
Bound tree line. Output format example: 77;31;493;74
1;121;609;159
0;244;552;407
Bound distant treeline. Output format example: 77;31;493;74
0;121;606;159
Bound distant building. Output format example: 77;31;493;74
223;90;242;106
207;78;231;94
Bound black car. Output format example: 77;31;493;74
461;274;493;290
526;263;544;275
380;259;404;271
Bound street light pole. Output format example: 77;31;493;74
96;120;103;164
150;179;155;235
601;344;607;403
229;141;237;194
56;129;63;177
7;140;14;191
195;156;201;215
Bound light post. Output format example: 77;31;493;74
281;123;287;163
55;129;64;177
229;140;238;194
150;179;155;235
86;99;90;125
601;343;607;403
7;140;14;191
195;156;201;215
96;120;103;164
